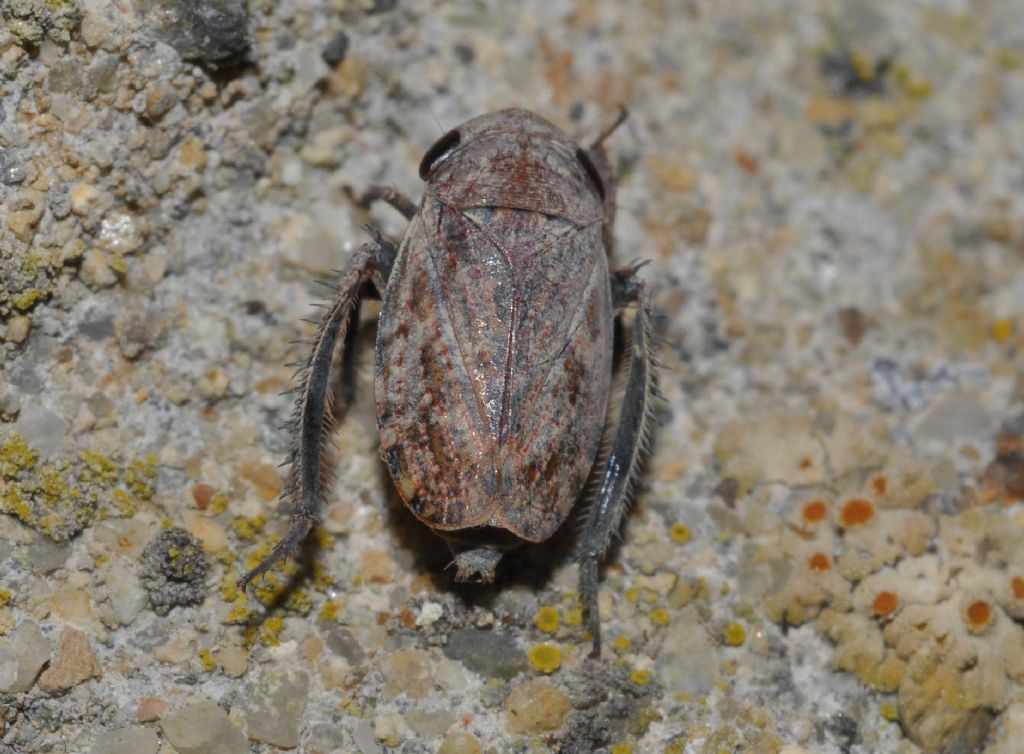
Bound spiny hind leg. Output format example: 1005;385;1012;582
238;233;397;589
578;267;657;656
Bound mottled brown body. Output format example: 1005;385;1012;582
376;110;613;544
240;108;657;655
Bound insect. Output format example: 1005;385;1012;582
240;107;657;655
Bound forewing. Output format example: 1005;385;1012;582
497;221;613;541
374;197;500;530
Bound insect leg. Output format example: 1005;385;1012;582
584;106;628;255
346;185;418;221
238;235;398;590
578;270;657;656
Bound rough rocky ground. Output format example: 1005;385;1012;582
1;1;1024;753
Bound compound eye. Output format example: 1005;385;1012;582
418;129;461;180
575;147;606;201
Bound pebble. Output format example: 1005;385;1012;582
307;723;348;752
415;601;443;626
97;213;144;255
213;645;248;678
360;548;396;583
14;403;69;458
70;183;103;216
300;127;351;166
89;726;159;754
159;698;249;754
27;534;72;574
321;30;349;67
373;712;406;744
0;147;27;185
50;587;94;624
114;307;167;360
38;626;101;693
442;628;527;680
79;250;119;289
5;315;31;343
243;666;310;748
154;0;250;65
184;513;229;553
434;658;469;692
104;562;147;626
136;696;168;722
79;0;120;49
403;707;453;738
911;391;993;446
154;634;194;665
658;615;720;695
352;718;380;754
322;624;366;665
504;679;572;734
438;730;483;754
381;648;434;698
235;450;283;501
0;620;51;693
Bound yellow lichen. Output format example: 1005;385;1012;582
529;643;562;673
259;615;286;646
723;622;746;646
992;318;1015;342
669;522;691;544
225;605;250;624
11;289;43;311
79;452;119;482
320;601;341;622
563;607;583;627
124;456;158;498
611;744;633;754
199;648;216;671
220;575;241;603
210;493;229;513
0;434;38;476
630;668;652;686
535;605;560;633
112;488;136;516
0;589;12;608
880;701;900;722
649;608;670;627
233;515;267;541
613;635;632;653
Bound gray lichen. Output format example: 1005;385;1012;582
139;527;209;615
0;0;83;45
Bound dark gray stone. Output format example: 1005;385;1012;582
321;31;349;67
442;628;527;680
140;0;250;66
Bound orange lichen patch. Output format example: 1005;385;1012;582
840;499;875;527
1012;577;1024;600
808;552;832;572
802;500;828;523
871;475;888;496
872;591;899;616
965;600;993;631
733;148;759;174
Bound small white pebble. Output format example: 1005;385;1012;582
415;601;443;627
267;640;297;660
